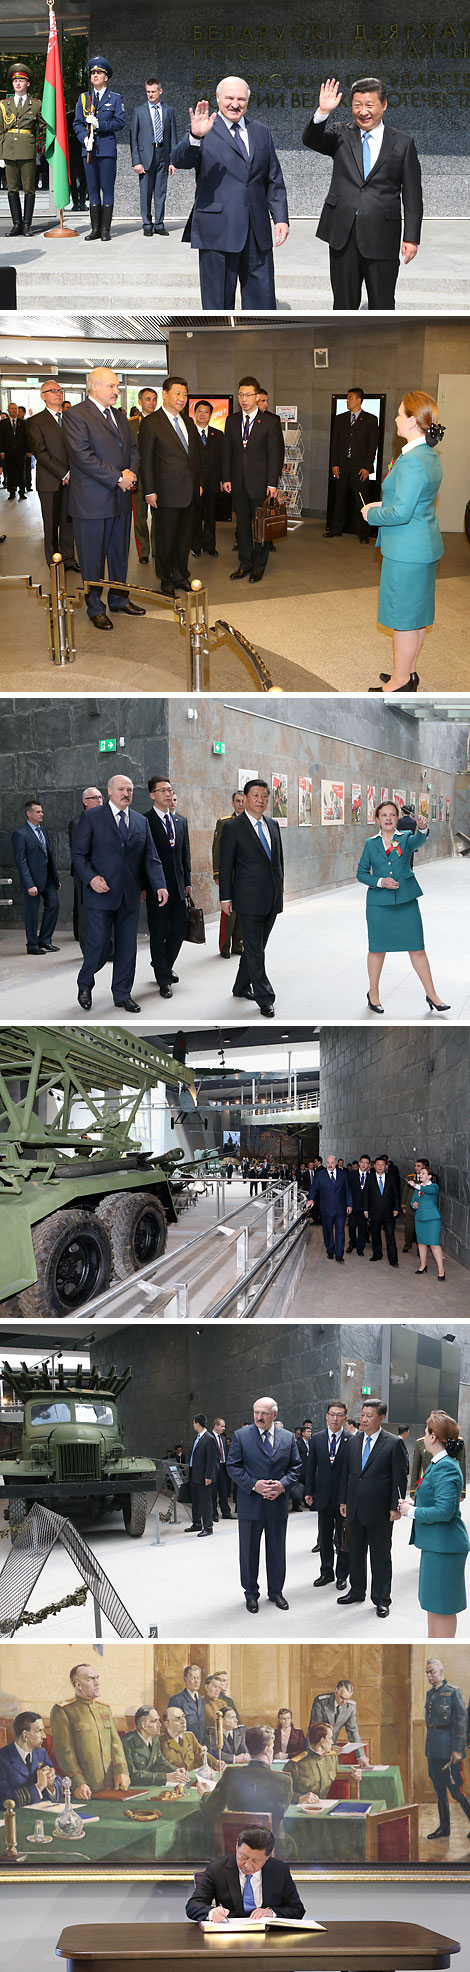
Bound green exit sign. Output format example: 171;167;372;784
362;1385;372;1396
99;738;117;754
213;741;226;755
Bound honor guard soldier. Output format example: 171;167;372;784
73;57;124;240
0;62;43;237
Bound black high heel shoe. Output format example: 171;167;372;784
415;1265;427;1274
369;674;419;694
437;1272;446;1282
426;996;451;1012
367;991;384;1014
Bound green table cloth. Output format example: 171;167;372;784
284;1797;388;1863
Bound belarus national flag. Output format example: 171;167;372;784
41;8;71;211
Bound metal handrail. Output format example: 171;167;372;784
70;1180;306;1323
205;1205;310;1320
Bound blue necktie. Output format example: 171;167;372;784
379;1175;384;1194
189;1436;198;1467
173;416;189;453
262;1430;274;1459
243;1875;256;1913
103;407;123;447
152;103;162;143
362;133;372;179
118;812;128;842
163;813;175;845
257;819;271;858
362;1435;372;1469
200;429;207;445
36;826;46;852
57;411;62;427
231;121;248;159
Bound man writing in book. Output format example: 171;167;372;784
186;1824;305;1922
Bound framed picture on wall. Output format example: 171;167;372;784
446;795;451;819
380;786;388;803
419;793;430;824
0;1641;467;1881
238;768;258;792
272;772;288;824
439;794;444;821
393;788;406;813
367;785;375;823
298;775;312;825
409;790;417;815
321;780;344;824
351;783;362;824
431;793;437;820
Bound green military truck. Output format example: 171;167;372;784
0;1362;156;1538
0;1025;209;1318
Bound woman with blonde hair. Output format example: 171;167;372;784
399;1412;469;1636
362;391;445;693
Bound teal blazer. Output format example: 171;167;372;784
366;445;444;563
410;1179;440;1223
356;825;428;905
410;1456;470;1556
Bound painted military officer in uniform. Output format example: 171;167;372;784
50;1660;130;1798
425;1658;470;1841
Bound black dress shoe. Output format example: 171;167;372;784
427;1827;449;1840
337;1590;365;1605
110;600;146;616
41;943;60;952
159;985;173;998
174;575;192;591
114;997;141;1012
259;1004;275;1017
140;556;149;564
268;1593;289;1610
185;1525;200;1534
232;986;255;1000
143;228;153;236
191;549;201;558
249;570;264;583
197;1529;212;1537
376;1603;390;1618
313;1572;335;1588
27;945;46;954
91;611;113;630
205;548;218;556
154;224;169;235
245;1596;259;1613
170;973;179;983
160;581;175;595
64;561;80;572
327;1252;334;1260
78;989;92;1010
335;1256;344;1263
230;565;251;579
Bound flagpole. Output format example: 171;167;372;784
43;1;78;237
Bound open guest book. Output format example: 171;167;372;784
201;1918;325;1932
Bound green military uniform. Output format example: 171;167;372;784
425;1678;470;1837
1;65;43;234
160;1727;219;1772
50;1697;130;1795
212;813;244;958
121;1729;172;1786
284;1747;339;1799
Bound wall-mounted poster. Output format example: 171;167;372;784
367;785;376;823
446;795;451;819
298;775;312;825
439;794;444;821
431;793;437;820
409;790;417;815
393;788;406;813
351;783;362;824
321;780;344;825
238;767;258;792
381;786;388;803
419;793;430;824
272;772;288;824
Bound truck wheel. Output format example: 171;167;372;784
96;1191;167;1280
9;1497;29;1541
123;1491;147;1538
16;1210;112;1318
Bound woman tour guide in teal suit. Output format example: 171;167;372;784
357;799;450;1014
399;1412;470;1637
411;1157;446;1282
361;390;445;695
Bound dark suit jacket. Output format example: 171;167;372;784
145;807;190;901
227;1423;302;1522
348;1169;370;1212
171;114;288;254
331;408;378;473
308;1168;351;1217
198;1760;293;1846
306;1427;349;1511
12;821;59;896
190;1430;217;1484
130;99;177;172
139;407;201;508
24;407;70;493
302;117;423;259
186;1852;304;1921
219;810;284;918
208;1723;248;1764
364;1169;400;1220
261;408;285;479
1;416;29;462
63;400;140;521
0;1740;61;1811
273;1724;306;1759
195;421;224;489
72;803;165;913
340;1428;408;1524
222;410;281;500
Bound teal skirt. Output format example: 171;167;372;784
415;1204;442;1243
418;1550;468;1615
366;893;424;953
378;558;439;630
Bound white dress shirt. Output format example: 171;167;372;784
245;808;271;848
401;436;427;455
108;800;129;828
313;109;385;167
162;404;189;445
89;396;120;432
328;1426;343;1453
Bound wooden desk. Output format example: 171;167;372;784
56;1920;461;1972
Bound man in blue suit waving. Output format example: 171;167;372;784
170;75;289;309
130;77;177;237
227;1397;302;1614
72;771;168;1013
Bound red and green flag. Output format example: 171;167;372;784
41;8;70;212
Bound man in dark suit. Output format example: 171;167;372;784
186;1825;305;1921
197;1732;294;1848
256;390;285;479
171;74;289;310
72;771;168;1012
186;1412;218;1537
139;375;202;595
64;368;144;631
338;1398;408;1616
296;1421;312;1485
212;1417;232;1521
12;799;61;955
170;1664;205;1743
364;1156;400;1266
347;1154;371;1254
25;379;77;569
305;1401;350;1588
133;387;158;562
191;400;224;558
130;76;177;236
69;785;103;954
328;389;378;542
1;401;28;499
307;1155;352;1262
227;1396;302;1612
0;1711;61;1810
222;377;282;582
212;792;245;960
145;773;192;998
302;73;423;310
219;778;284;1017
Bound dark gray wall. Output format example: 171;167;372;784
92;1325;343;1457
319;1028;470;1270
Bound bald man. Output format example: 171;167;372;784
170;75;289;310
25;381;78;569
69;786;103;954
63;371;144;630
227;1399;302;1613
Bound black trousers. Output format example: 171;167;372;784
192;487;218;555
212;1464;231;1518
138;151;169;229
348;1206;368;1253
77;900;139;1002
369;1213;398;1265
146;887;187;987
348;1514;393;1606
233;902;278;1006
330;228;399;310
331;464;370;540
318;1499;350;1581
190;1478;213;1532
23;879;59;952
428;1757;470;1835
234;483;269;573
238;1510;288;1597
219;905;243;956
154;499;195;585
6;452;26;498
39;484;75;566
199;226;276;310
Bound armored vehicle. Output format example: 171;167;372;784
0;1361;156;1538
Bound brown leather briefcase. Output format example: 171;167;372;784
253;496;288;544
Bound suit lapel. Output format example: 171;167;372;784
365;121;395;184
226;1858;243;1914
157;407;189;459
87;397;122;455
214;111;250;176
346;123;364;182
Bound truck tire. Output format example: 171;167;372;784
16;1210;112;1319
122;1491;147;1538
9;1497;29;1541
96;1191;167;1280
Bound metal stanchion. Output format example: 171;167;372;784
0;571;275;689
186;580;211;690
49;554;76;664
